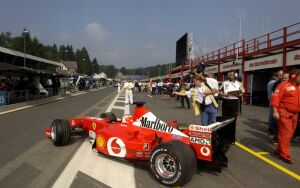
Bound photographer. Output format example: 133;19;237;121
173;74;218;126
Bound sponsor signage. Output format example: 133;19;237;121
287;49;300;66
140;116;174;133
205;65;218;74
136;151;151;158
138;112;188;137
220;60;242;72
107;137;126;157
171;70;189;79
189;131;211;138
0;91;6;106
96;135;105;148
190;137;211;145
189;124;212;133
200;146;211;157
245;54;282;71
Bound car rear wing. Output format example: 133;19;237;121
188;116;236;161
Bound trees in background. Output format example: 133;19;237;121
0;29;175;78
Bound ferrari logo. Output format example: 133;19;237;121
92;123;97;130
96;135;106;148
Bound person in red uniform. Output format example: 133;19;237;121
270;71;300;164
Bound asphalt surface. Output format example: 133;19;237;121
0;87;116;188
132;93;300;188
0;87;299;188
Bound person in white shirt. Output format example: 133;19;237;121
173;75;218;126
157;80;164;95
117;81;121;94
151;81;157;95
124;80;134;105
220;71;245;137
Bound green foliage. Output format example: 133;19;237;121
0;29;175;78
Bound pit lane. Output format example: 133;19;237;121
131;93;300;188
0;88;299;187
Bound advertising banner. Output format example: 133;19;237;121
245;54;282;71
220;60;242;72
287;49;300;66
205;65;218;74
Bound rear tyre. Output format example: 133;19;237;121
99;112;117;122
51;119;71;146
150;141;196;187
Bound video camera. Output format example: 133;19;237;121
182;63;206;82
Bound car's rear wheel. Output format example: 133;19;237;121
150;141;196;187
51;119;71;146
99;112;117;122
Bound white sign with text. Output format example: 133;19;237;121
287;49;300;66
245;54;282;71
220;60;242;72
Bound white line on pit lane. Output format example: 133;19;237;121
53;91;136;188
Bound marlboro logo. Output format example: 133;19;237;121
140;117;174;133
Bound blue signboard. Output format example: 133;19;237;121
0;91;6;106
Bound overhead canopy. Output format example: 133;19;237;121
0;62;68;77
0;46;63;68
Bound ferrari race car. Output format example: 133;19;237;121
45;101;236;186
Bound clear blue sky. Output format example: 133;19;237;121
0;0;299;68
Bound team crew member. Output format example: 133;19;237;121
124;80;134;105
270;71;300;164
173;75;218;126
220;71;245;118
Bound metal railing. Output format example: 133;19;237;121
187;21;300;66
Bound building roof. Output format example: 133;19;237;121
0;62;67;76
0;46;63;68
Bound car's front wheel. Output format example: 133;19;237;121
50;119;71;146
149;141;196;186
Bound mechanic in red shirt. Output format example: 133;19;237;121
270;71;300;164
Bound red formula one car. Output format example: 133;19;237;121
45;101;235;186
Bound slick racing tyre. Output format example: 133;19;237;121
150;141;197;187
51;119;71;146
99;112;117;122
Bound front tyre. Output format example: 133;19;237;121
51;119;71;146
150;141;196;187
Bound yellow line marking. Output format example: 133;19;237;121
256;152;270;155
235;142;300;181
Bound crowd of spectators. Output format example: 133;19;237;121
0;74;68;104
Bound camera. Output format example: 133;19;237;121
182;63;206;82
